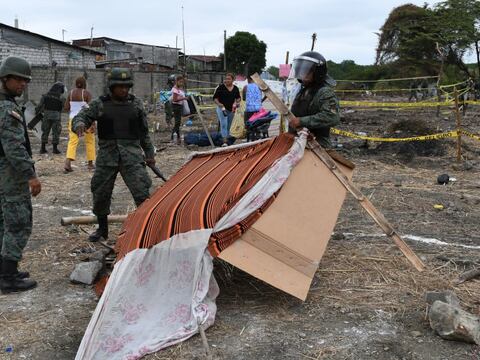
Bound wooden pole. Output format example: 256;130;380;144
436;42;445;118
190;95;215;148
454;87;462;162
223;30;227;72
251;73;425;272
61;215;127;226
279;51;290;135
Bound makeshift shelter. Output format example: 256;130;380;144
75;74;425;360
75;130;353;359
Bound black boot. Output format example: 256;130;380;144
52;144;61;154
40;143;47;154
0;257;29;279
88;216;108;242
0;259;37;294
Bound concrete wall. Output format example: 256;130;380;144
73;39;179;68
25;67;225;103
0;27;97;68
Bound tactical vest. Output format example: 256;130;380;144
97;95;142;140
291;85;330;140
0;93;33;158
43;94;63;111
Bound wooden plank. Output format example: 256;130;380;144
251;73;426;272
241;227;320;277
190;95;215;148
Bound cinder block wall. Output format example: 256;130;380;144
25;67;225;104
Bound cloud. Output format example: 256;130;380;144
1;0;474;67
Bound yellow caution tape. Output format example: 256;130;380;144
439;80;468;89
187;79;221;85
331;128;459;142
336;75;439;83
340;100;454;108
188;87;218;91
460;130;480;141
337;88;414;93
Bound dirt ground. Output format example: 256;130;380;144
1;102;480;360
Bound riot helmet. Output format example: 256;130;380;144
107;68;134;89
290;51;327;84
0;56;32;81
167;74;176;87
48;82;65;95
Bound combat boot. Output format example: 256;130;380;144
0;257;29;279
0;259;37;294
40;143;47;154
52;144;61;154
88;216;108;242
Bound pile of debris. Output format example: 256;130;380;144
69;243;113;285
375;119;447;162
427;290;480;344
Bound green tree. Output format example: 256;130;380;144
376;2;480;78
375;4;439;75
433;0;480;77
266;66;279;79
225;31;267;75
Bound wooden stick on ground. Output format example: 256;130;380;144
454;268;480;285
251;72;425;272
61;215;128;226
197;319;213;359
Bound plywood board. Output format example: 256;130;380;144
219;149;353;300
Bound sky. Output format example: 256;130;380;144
2;0;475;67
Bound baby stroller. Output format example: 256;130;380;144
245;111;278;141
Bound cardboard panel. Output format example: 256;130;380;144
219;149;353;300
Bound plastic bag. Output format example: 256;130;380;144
182;100;191;116
230;102;246;139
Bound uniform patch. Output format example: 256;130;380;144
8;110;23;122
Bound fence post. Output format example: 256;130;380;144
453;87;462;162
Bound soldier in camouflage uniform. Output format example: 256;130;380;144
36;82;66;154
164;74;176;126
288;51;340;148
72;68;155;242
0;56;41;293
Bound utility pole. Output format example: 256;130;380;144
182;6;187;76
175;35;178;70
311;33;317;51
224;30;227;72
203;47;206;71
90;26;94;47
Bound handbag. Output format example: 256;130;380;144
230;102;246;139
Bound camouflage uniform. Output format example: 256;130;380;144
72;94;154;217
291;83;340;148
164;75;176;126
36;93;65;145
0;88;35;262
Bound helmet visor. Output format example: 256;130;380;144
289;55;321;81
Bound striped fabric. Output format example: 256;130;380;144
115;133;295;260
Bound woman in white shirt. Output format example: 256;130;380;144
64;77;95;172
